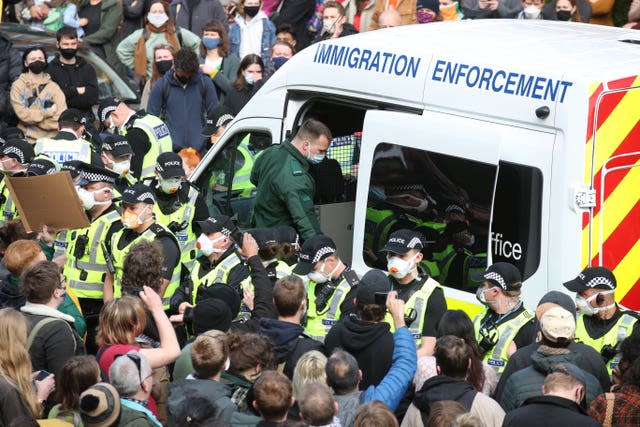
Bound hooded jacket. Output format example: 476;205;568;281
47;54;99;114
168;376;237;424
0;34;22;120
147;70;218;151
0;275;25;309
259;318;324;379
505;395;601;427
499;347;603;412
401;376;505;427
229;11;276;72
325;315;393;389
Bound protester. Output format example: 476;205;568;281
78;0;123;69
369;0;418;30
353;401;399;427
378;8;403;27
251;371;295;425
141;44;176;109
170;0;229;38
299;383;340;427
200;20;240;103
79;382;121;427
48;356;101;425
316;1;358;42
229;0;276;68
223;53;264;115
0;240;45;309
0;32;21;127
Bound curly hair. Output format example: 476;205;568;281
121;240;163;293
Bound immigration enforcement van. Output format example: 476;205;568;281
191;20;640;314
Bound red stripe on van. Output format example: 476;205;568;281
585;83;604;142
591;199;640;269
621;276;640;311
585;77;637;146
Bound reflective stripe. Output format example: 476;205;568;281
68;279;103;292
610;314;637;369
304;277;353;342
53;230;69;259
75;260;109;272
191;253;243;305
409;295;426;338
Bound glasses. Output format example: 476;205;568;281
115;353;150;383
58;275;67;289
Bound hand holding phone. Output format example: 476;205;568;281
34;370;52;382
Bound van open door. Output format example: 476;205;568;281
585;81;640;309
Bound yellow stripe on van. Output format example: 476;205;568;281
613;238;640;300
588;82;601;98
445;296;484;319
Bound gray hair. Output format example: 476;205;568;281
109;351;152;397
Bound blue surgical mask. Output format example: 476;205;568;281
306;146;325;164
202;36;220;50
244;73;254;85
272;56;289;70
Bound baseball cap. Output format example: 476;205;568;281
78;162;119;185
380;229;424;255
537;290;576;320
0;127;25;146
356;269;392;305
202;105;234;137
26;156;58;176
0;139;35;164
101;134;133;157
292;235;337;275
472;262;522;291
61;159;83;179
196;215;235;237
275;225;299;246
121;182;155;205
563;266;616;293
249;228;278;250
97;98;120;124
540;306;576;343
58;108;87;125
196;283;242;321
192;297;233;334
155;152;185;179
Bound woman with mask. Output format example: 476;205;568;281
548;0;586;21
380;229;446;357
116;0;201;83
200;20;240;103
471;262;536;378
228;0;276;71
141;44;175;109
10;46;66;143
223;54;264;115
270;40;294;73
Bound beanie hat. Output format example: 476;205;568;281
79;383;121;427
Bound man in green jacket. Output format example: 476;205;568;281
250;119;332;240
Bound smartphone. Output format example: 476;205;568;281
374;292;389;306
35;370;52;381
231;227;244;250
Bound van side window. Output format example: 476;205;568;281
196;131;272;228
364;143;496;293
492;162;542;280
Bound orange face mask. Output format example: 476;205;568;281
440;2;459;20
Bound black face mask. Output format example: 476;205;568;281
156;60;173;75
175;73;190;85
556;10;572;21
28;60;46;74
244;6;260;17
59;48;77;60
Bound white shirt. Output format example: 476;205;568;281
235;11;267;59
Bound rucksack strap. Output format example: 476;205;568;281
27;317;74;352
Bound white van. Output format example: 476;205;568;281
191;20;640;315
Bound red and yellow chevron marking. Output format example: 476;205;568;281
582;75;640;310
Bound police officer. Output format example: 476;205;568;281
169;215;249;315
104;183;180;307
437;220;486;291
33;108;96;165
202;105;234;147
25;155;58;176
63;163;122;353
0;139;35;224
472;262;536;377
251;119;332;240
145;152;208;271
563;266;640;375
97;98;171;180
100;134;137;196
292;234;359;343
380;229;447;353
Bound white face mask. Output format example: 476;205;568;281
158;177;182;194
196;234;227;256
308;259;341;284
112;159;131;176
524;5;541;18
147;12;169;28
76;186;111;210
576;290;615;316
387;253;418;280
387;194;430;214
323;18;336;33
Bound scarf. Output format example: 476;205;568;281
134;22;180;80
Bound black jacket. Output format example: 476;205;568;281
315;23;358;43
0;33;22;120
495;341;611;400
230;255;278;333
259;318;324;379
503;395;601;427
324;314;393;389
271;0;315;50
47;55;99;114
0;275;25;309
413;375;477;417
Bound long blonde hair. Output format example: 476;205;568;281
0;308;41;417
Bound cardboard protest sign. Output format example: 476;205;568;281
6;172;89;232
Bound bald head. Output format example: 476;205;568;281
379;9;402;28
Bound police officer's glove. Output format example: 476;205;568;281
601;344;618;362
167;220;188;233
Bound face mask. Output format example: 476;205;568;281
323;18;336;33
306;145;325;164
272;56;289;70
155;59;172;75
244;5;260;17
59;48;77;60
417;9;434;23
28;60;46;74
202;36;220;50
76;187;111;210
476;287;489;305
556;9;571;20
308;259;341;284
175;73;190;85
0;159;20;174
121;206;148;229
387;253;418;280
196;234;227;256
440;2;458;20
575;290;615;316
524;5;541;18
110;159;130;176
147;12;169;28
158;177;182;194
387;194;430;213
244;73;254;85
